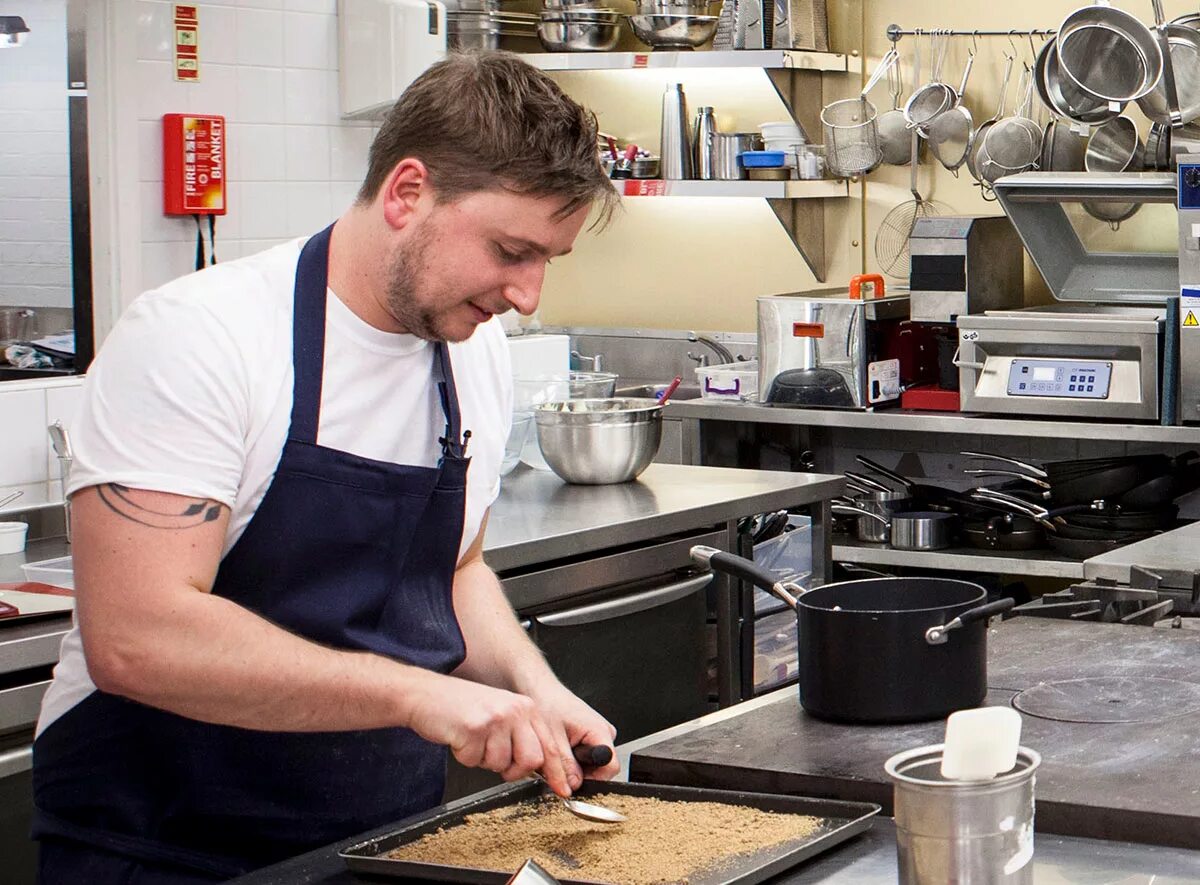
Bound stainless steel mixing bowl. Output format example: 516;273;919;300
537;12;622;51
534;398;662;484
627;12;718;48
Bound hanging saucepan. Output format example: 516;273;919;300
1055;2;1162;105
690;546;1015;724
831;502;956;551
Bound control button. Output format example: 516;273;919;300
1071;375;1077;382
1021;366;1029;373
1069;385;1076;392
1087;385;1094;392
1019;383;1026;390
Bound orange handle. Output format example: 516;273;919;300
849;274;886;300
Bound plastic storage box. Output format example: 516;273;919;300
695;360;758;401
21;555;74;589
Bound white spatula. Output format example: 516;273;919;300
941;707;1022;781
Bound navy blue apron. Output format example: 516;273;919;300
33;224;471;882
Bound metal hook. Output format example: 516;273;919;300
1006;30;1019;59
971;31;979;56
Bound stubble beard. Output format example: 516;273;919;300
384;227;450;343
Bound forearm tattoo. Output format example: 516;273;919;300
96;483;224;529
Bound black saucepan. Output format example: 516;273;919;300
691;546;1014;724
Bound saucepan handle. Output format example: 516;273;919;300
690;546;799;609
925;597;1015;645
830;503;890;525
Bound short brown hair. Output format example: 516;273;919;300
358;51;617;228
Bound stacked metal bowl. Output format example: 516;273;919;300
628;0;718;49
446;0;537;50
538;0;622;52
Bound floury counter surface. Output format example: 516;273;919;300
630;618;1200;850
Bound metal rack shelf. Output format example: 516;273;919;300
618;179;849;199
832;537;1086;580
521;49;861;73
668;400;1200;445
527;47;861;281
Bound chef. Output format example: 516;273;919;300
32;51;620;883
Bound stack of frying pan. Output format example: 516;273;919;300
963;450;1200;559
837;451;1200;559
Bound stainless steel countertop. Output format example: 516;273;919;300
484;463;842;572
0;464;844;674
0;537;73;675
229;688;1200;885
1084;520;1200;585
619;690;1200;883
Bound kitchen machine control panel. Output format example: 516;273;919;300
1006;359;1112;399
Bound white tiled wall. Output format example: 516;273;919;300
134;0;377;291
0;0;73;309
0;378;83;490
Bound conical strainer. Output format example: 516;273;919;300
927;47;975;173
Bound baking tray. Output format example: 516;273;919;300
340;780;880;884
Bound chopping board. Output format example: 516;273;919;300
0;582;75;621
629;619;1200;849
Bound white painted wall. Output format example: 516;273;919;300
130;0;376;296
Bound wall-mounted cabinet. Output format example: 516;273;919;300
529;49;862;281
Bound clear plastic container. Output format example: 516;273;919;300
695;360;758;401
501;412;533;476
754;515;812;584
513;375;569;470
21;555;74;589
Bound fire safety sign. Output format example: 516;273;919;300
174;5;199;81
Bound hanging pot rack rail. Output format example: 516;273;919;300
885;25;1057;42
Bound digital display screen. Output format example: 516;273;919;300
1032;367;1056;381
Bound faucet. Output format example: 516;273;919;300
571;350;604;372
686;332;734;367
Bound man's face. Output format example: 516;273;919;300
385;188;589;343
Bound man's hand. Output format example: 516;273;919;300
403;673;575;796
523;679;620;788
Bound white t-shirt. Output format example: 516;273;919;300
39;237;512;735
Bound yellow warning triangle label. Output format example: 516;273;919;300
1186;311;1199;327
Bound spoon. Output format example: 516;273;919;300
534;772;627;824
534;743;626;824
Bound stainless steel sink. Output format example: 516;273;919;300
615;382;703;401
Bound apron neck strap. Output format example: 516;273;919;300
433;342;470;460
289;224;469;459
289;224;335;444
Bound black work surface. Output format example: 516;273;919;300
630;618;1200;849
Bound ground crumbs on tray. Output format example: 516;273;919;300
385;793;822;884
